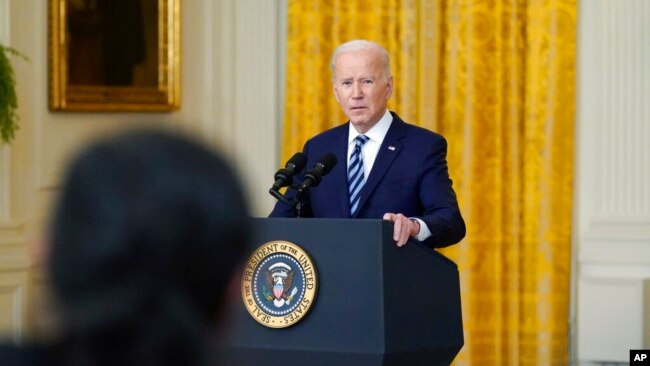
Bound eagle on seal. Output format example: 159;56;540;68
266;262;296;307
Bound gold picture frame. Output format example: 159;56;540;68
49;0;181;112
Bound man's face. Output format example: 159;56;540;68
333;49;393;134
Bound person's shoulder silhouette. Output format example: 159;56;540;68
2;129;251;366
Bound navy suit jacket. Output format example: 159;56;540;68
270;112;465;248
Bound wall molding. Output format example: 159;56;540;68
575;0;650;363
0;220;29;271
577;276;647;362
576;0;650;264
0;273;27;343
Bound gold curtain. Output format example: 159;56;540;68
283;0;576;364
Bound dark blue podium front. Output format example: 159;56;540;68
215;218;463;365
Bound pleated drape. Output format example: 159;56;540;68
283;1;576;364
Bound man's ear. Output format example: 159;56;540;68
385;76;394;100
333;85;341;103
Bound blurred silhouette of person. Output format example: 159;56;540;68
0;129;251;365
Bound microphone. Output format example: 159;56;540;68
298;153;337;191
271;152;307;191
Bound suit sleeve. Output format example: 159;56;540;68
268;192;298;217
418;136;466;248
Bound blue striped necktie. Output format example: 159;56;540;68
348;135;369;216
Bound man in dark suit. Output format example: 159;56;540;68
270;40;465;249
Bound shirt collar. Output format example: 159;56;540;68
348;110;393;145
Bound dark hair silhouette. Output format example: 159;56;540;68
47;129;250;366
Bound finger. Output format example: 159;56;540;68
383;212;394;221
400;216;416;247
392;217;403;242
397;220;410;247
395;215;411;246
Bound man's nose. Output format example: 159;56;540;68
352;83;363;98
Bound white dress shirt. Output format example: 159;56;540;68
347;110;432;241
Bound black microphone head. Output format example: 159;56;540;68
286;152;307;172
272;152;308;189
300;153;338;191
315;153;337;175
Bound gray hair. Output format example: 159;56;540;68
330;40;391;82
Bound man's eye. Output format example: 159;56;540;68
341;81;351;86
363;80;374;85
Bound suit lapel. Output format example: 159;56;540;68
333;126;352;218
352;114;406;217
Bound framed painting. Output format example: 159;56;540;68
49;0;181;111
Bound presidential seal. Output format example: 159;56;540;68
241;240;318;328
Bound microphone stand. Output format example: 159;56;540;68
269;182;308;218
294;185;308;218
269;186;293;206
270;153;336;218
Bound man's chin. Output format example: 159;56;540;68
348;113;369;125
349;119;368;127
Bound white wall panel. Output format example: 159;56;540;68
211;0;282;216
575;0;650;363
590;1;650;224
577;0;650;242
577;277;646;362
